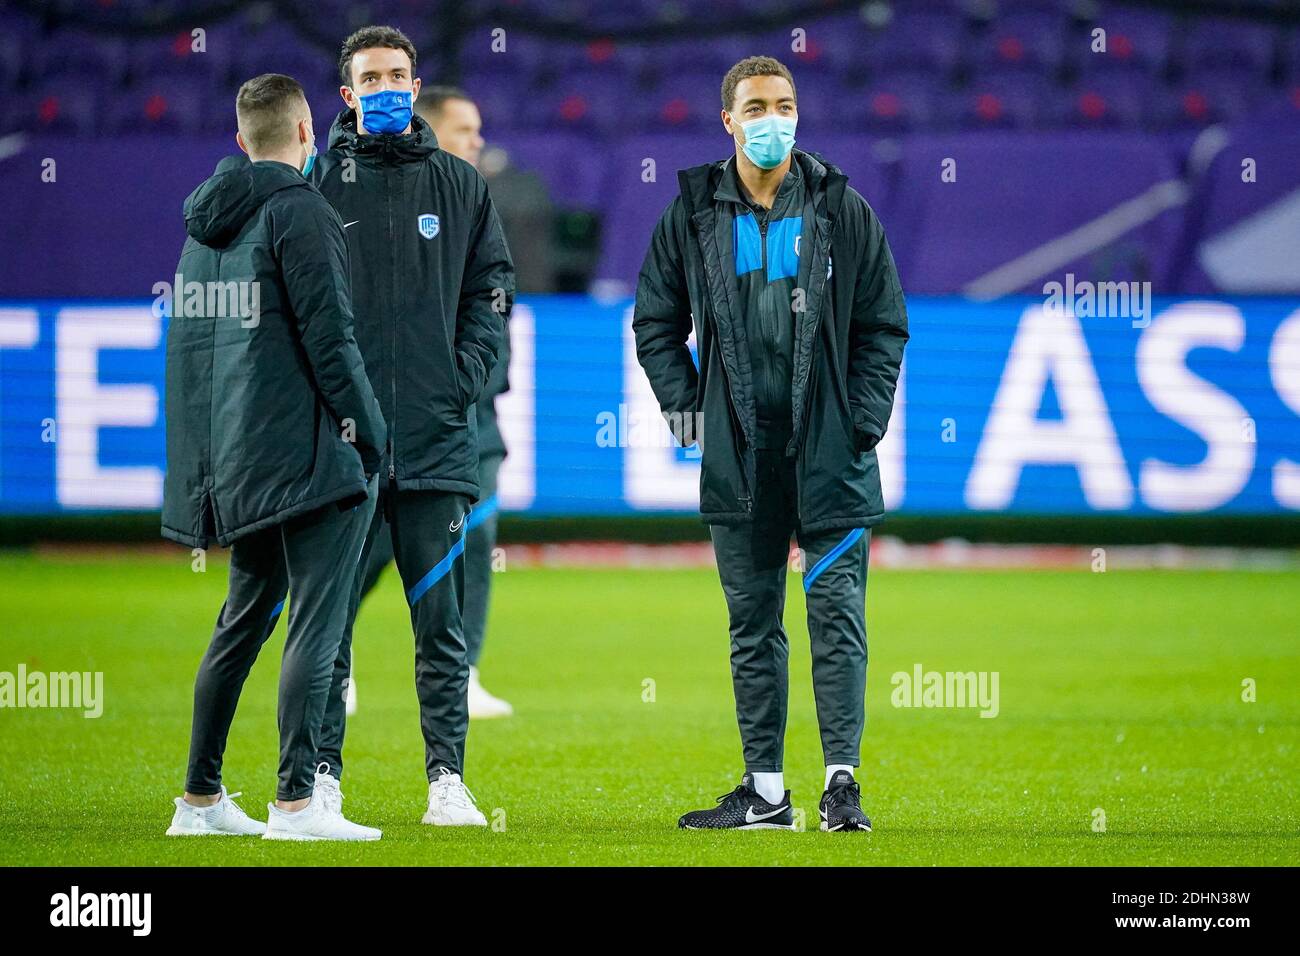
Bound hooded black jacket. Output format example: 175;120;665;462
162;158;386;548
311;111;514;498
633;149;909;532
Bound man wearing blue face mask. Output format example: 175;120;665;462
307;25;514;827
633;56;909;833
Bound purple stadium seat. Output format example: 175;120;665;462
1284;25;1300;81
344;0;436;49
1253;85;1300;126
1154;71;1266;129
32;31;130;84
231;25;336;92
458;29;583;83
107;74;206;134
636;71;730;131
1181;16;1278;76
1058;71;1150;129
750;13;864;75
653;36;756;76
535;80;621;134
948;70;1049;130
509;37;645;80
852;71;947;133
973;12;1070;73
0;27;28;89
861;12;966;75
1079;5;1175;73
11;81;101;136
129;28;233;84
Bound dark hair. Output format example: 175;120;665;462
720;55;796;112
338;25;418;86
235;73;308;152
416;85;474;123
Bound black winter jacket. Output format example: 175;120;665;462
312;111;514;498
162;158;386;548
633;149;909;532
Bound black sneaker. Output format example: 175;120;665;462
678;773;794;830
819;770;872;832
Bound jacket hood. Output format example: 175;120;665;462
184;159;307;246
677;148;846;218
327;109;439;162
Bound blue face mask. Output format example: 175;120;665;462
357;89;413;136
301;142;317;178
739;114;797;169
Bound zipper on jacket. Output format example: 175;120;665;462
386;158;398;487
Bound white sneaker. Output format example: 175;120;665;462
344;674;357;716
263;795;381;842
313;763;343;815
165;787;266;837
468;666;513;719
422;768;487;826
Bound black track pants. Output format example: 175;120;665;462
319;486;472;781
709;450;870;773
184;485;375;801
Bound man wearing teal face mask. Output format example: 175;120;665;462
634;56;909;833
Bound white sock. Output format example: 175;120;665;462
825;764;854;789
751;772;784;805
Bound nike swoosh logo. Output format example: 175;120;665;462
449;515;465;532
343;220;360;229
745;804;788;824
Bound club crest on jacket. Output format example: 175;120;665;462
417;213;440;239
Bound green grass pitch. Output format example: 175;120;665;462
0;550;1296;866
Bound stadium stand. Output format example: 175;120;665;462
1;0;1297;296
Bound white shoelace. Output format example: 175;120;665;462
432;768;478;812
314;763;343;814
220;791;253;821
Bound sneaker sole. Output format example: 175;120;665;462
421;815;487;826
262;830;381;841
819;813;872;833
680;823;796;831
165;826;264;837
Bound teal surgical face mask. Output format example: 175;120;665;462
739;114;797;169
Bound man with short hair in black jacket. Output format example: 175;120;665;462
309;26;514;826
162;73;386;842
634;57;908;833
